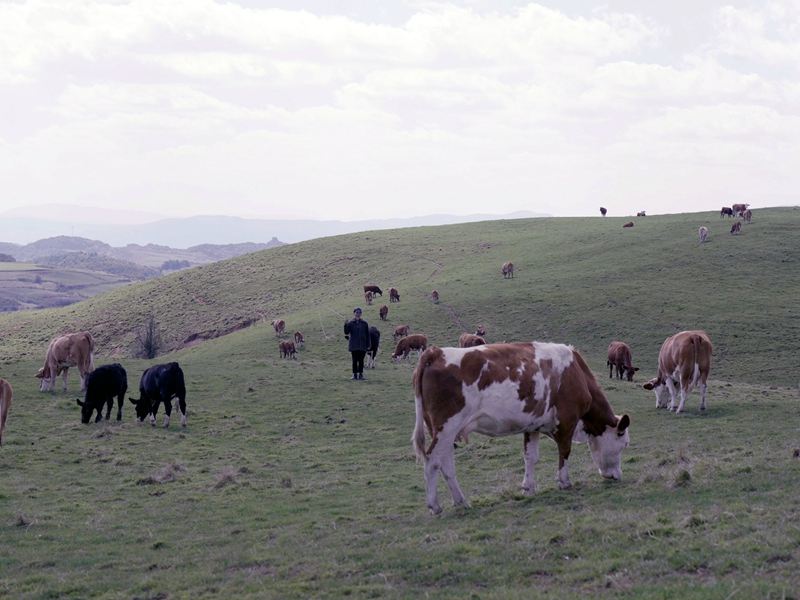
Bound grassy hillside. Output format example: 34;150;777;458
1;207;797;386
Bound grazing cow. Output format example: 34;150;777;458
364;285;383;297
732;203;750;217
475;326;486;337
600;207;607;216
366;326;381;368
76;364;127;424
412;342;631;514
271;319;286;337
622;221;634;228
0;378;11;447
637;211;646;217
279;340;297;359
393;325;411;342
730;221;742;235
607;341;639;382
392;334;428;362
459;333;485;348
294;331;305;347
128;363;187;428
743;209;752;224
502;262;514;279
379;305;388;321
36;331;95;392
365;290;373;305
389;287;400;302
643;331;712;414
721;207;733;218
431;290;439;304
699;226;708;243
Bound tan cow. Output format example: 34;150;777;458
365;290;373;305
393;325;410;342
0;378;11;447
36;332;95;392
622;221;634;228
431;290;439;304
502;262;514;279
294;331;305;347
412;342;631;513
389;287;400;302
743;209;752;224
699;226;708;243
730;221;742;235
643;330;712;413
607;341;639;382
279;340;297;359
379;305;388;321
459;333;486;348
271;319;286;337
392;334;428;362
732;203;749;217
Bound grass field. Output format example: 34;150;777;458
1;209;799;598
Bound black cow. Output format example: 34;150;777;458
128;362;187;428
76;363;127;424
366;326;381;368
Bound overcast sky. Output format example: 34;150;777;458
1;0;798;221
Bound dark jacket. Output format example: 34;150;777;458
344;318;371;352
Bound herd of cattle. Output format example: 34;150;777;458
602;203;754;238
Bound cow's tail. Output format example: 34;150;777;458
411;351;431;464
690;334;704;388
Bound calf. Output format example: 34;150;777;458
279;340;297;359
271;319;286;337
128;362;187;428
364;285;383;297
392;334;428;362
76;363;127;424
643;330;712;413
730;221;742;235
0;378;12;447
366;326;381;368
412;342;631;513
365;290;373;305
607;341;639;382
294;331;305;347
502;262;514;279
732;203;749;217
475;325;486;337
459;333;486;348
743;209;752;224
379;305;388;321
721;207;733;217
393;325;411;342
622;221;634;228
431;290;439;304
637;211;646;217
389;287;400;302
699;226;708;243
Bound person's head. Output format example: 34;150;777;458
353;308;362;320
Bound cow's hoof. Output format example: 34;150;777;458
675;408;684;414
522;487;535;496
558;483;573;490
429;505;443;515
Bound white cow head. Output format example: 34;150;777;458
643;377;670;408
584;415;631;480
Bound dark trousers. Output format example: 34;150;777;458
351;350;366;374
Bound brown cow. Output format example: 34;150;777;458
743;209;752;224
36;332;95;392
365;290;373;305
379;305;388;321
393;325;410;342
389;287;400;302
730;221;742;235
699;226;708;243
294;331;305;347
637;211;646;217
392;334;428;362
459;333;486;348
279;340;297;359
732;203;749;217
271;319;286;337
600;207;607;216
622;221;634;228
0;378;11;447
643;330;712;413
502;262;514;279
607;341;639;382
721;207;734;217
364;285;383;297
475;325;486;337
412;342;631;513
431;290;439;304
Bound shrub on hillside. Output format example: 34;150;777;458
161;259;191;271
134;314;163;359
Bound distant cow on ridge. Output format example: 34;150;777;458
502;262;514;279
600;207;607;216
622;221;634;228
721;207;733;218
732;203;749;217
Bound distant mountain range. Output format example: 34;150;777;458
0;209;549;247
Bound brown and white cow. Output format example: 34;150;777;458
431;290;439;304
393;325;410;342
364;290;373;305
392;334;428;362
389;287;400;302
379;305;388;321
732;203;749;217
272;319;286;337
459;333;486;348
36;332;95;392
279;340;297;359
502;262;514;279
475;325;486;337
294;331;305;347
730;221;742;235
622;221;634;228
0;378;11;447
743;209;752;224
699;226;708;243
412;342;631;514
364;285;383;297
721;207;733;218
637;211;646;217
643;330;712;413
607;341;639;382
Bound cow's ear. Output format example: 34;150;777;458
76;399;84;407
617;414;630;432
642;380;655;390
128;397;139;405
633;367;640;372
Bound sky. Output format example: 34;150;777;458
1;0;798;221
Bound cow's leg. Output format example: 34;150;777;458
522;432;540;495
116;395;124;421
61;369;69;392
555;437;573;490
177;396;187;428
699;380;708;411
163;397;172;428
150;401;158;426
104;396;112;420
439;450;468;509
665;378;680;411
423;456;443;514
676;386;689;414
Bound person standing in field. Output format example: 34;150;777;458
344;308;371;380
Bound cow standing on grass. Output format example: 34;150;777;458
431;290;439;304
129;362;187;428
412;342;631;514
392;334;428;362
36;331;95;392
699;227;708;243
364;285;382;297
502;262;514;279
393;325;411;342
366;327;381;369
379;305;388;321
279;340;297;359
0;378;12;446
643;331;712;414
607;341;638;382
271;319;286;337
459;333;485;348
365;291;373;305
294;331;305;347
731;221;742;235
76;364;127;424
389;287;400;302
